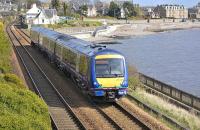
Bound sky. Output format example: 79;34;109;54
101;0;199;7
41;0;199;8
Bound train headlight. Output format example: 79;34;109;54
93;82;101;88
118;89;127;95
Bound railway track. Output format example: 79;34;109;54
13;25;125;130
14;25;153;130
97;102;150;130
7;24;86;130
14;25;124;130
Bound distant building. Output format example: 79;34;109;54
87;5;97;17
0;0;17;12
120;8;125;18
142;6;160;18
188;2;200;19
68;0;90;11
26;4;59;25
154;5;188;19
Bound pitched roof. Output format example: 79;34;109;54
42;9;57;18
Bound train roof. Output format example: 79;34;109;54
31;27;122;57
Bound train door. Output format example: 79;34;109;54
39;34;43;45
76;54;80;73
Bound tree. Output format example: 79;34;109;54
123;2;133;17
79;5;88;16
108;1;120;17
63;2;68;16
51;0;60;11
133;5;143;16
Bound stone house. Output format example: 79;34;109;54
154;5;188;19
87;5;97;17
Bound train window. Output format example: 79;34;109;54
43;37;49;48
55;44;62;58
49;40;55;52
95;58;124;78
68;50;77;69
62;47;69;64
79;55;88;75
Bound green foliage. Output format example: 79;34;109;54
128;66;143;91
52;0;60;11
127;66;200;130
133;6;143;16
0;83;51;129
123;2;134;17
108;1;120;17
48;20;102;29
128;75;142;91
63;2;68;16
79;5;88;16
130;89;200;130
0;22;12;73
3;74;25;88
0;22;51;129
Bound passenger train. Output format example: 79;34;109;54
30;27;128;101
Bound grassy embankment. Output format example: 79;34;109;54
0;22;51;129
128;66;200;130
47;20;103;29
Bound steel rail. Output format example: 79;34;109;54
6;23;59;130
16;25;125;130
7;24;86;130
112;102;151;130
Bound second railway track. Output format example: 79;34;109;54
97;102;150;130
13;24;153;130
7;24;86;130
12;24;127;130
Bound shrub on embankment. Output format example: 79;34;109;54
0;22;12;73
0;22;51;129
0;74;51;129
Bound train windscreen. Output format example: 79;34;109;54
95;58;124;78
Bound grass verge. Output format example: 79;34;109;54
47;20;103;29
128;66;200;130
0;21;51;129
0;22;12;73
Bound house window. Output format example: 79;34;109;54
42;19;44;23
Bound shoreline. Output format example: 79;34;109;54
80;21;200;44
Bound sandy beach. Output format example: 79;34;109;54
55;19;200;44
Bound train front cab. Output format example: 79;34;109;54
90;50;128;101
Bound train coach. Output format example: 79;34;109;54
30;27;128;101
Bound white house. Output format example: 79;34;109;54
26;4;59;25
87;6;97;17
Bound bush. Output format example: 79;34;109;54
0;21;51;129
3;74;25;88
128;65;143;91
0;83;51;129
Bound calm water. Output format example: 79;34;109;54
108;29;200;97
